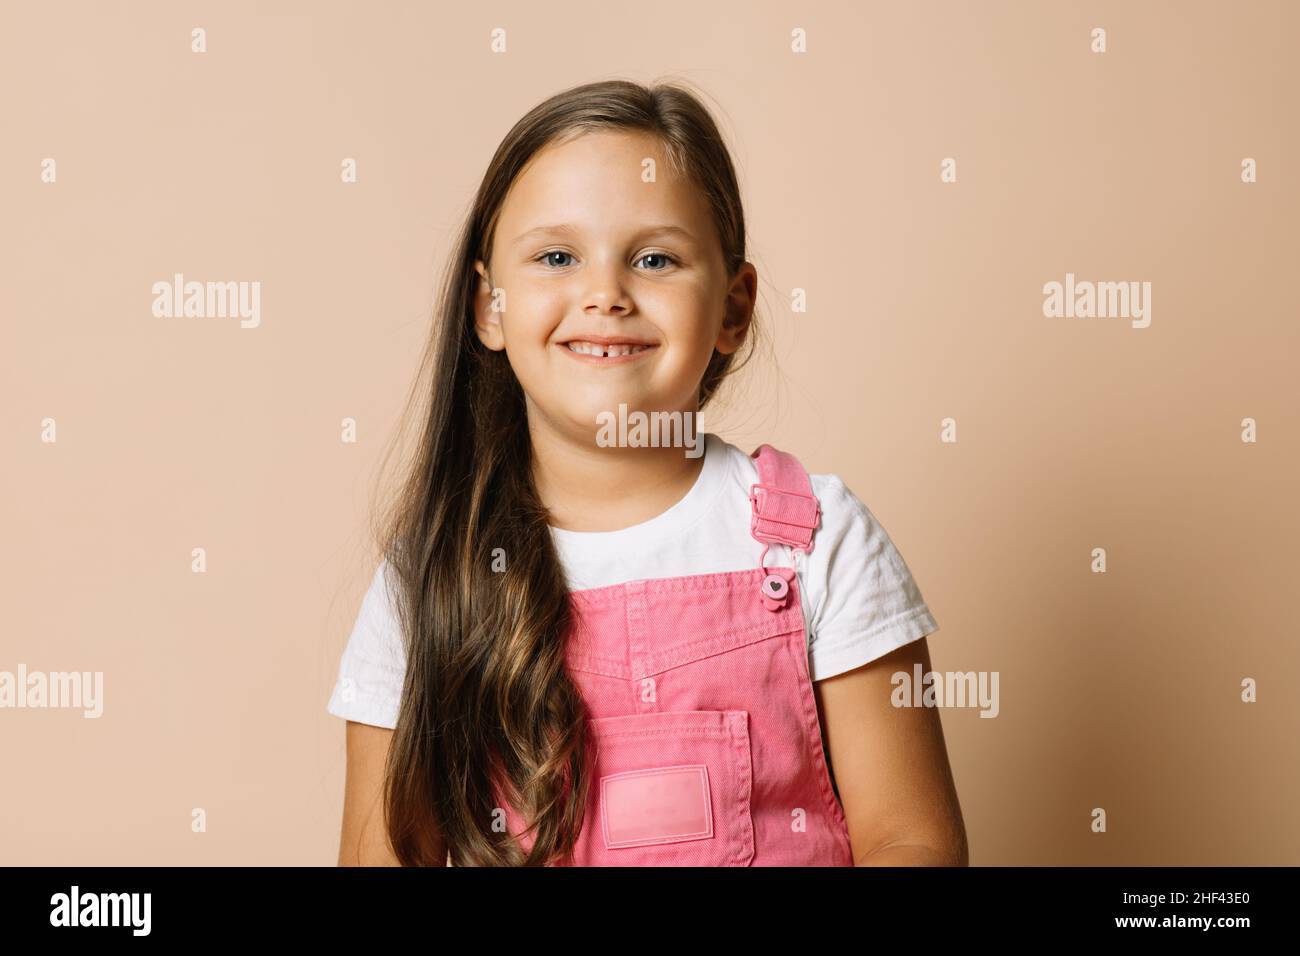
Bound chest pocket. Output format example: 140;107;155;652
563;708;755;866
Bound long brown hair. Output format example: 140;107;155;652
371;78;758;866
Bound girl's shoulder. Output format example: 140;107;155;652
716;437;938;681
713;435;874;532
801;469;940;680
326;557;406;729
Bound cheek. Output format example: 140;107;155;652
650;291;716;344
499;302;559;352
512;280;566;325
657;335;719;400
679;315;722;365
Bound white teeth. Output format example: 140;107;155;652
566;341;651;357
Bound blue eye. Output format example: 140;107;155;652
537;250;574;268
637;252;678;271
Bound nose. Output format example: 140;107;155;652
582;259;633;316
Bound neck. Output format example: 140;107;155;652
528;410;706;533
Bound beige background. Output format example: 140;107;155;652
2;0;1296;865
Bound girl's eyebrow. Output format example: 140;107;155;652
510;223;697;247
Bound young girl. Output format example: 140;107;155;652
328;79;966;867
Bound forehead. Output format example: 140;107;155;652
495;129;713;242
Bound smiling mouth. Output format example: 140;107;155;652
562;340;656;358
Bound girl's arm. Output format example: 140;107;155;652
814;637;969;866
337;721;409;866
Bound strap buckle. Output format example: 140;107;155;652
748;482;821;553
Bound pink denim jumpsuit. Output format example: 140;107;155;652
500;444;856;866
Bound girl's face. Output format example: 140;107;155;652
473;129;755;448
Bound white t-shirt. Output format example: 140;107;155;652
327;432;939;729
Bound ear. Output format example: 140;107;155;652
472;260;506;351
714;261;758;356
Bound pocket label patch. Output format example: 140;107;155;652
600;764;713;849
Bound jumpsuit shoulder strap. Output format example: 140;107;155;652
748;444;822;555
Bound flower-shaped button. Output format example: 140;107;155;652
759;568;795;611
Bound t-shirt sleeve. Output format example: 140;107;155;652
805;475;939;681
326;558;407;729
